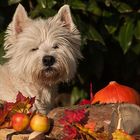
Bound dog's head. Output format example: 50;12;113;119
4;4;82;86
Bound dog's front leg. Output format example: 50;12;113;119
34;98;53;114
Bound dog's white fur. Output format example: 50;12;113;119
0;4;82;114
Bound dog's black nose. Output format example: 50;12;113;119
42;55;55;66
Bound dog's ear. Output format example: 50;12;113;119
12;4;29;35
57;5;75;32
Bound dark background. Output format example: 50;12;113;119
0;0;140;105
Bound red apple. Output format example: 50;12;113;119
11;113;30;131
30;114;50;132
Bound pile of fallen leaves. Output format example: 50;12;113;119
0;92;35;128
59;109;135;140
0;91;136;140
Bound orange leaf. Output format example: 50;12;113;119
84;121;96;132
75;123;109;140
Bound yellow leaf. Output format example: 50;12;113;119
112;129;135;140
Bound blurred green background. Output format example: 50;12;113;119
0;0;140;105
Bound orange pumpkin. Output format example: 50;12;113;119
91;81;140;105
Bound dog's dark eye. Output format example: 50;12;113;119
53;45;59;49
31;48;38;51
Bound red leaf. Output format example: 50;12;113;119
0;102;15;125
4;102;15;111
62;125;78;140
29;96;36;106
59;109;86;125
59;109;86;139
0;92;35;128
16;91;28;102
0;109;8;125
79;82;94;105
79;99;91;105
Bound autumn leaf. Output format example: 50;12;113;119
9;92;35;115
0;107;9;125
59;109;86;125
59;108;110;140
79;99;91;105
5;95;35;119
0;102;14;126
16;91;27;102
84;120;96;132
75;123;109;140
15;91;35;112
62;125;78;140
59;109;86;139
0;92;35;128
4;102;15;112
112;129;135;140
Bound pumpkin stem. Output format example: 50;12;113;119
109;81;117;85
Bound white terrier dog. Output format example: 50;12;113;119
0;4;82;114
